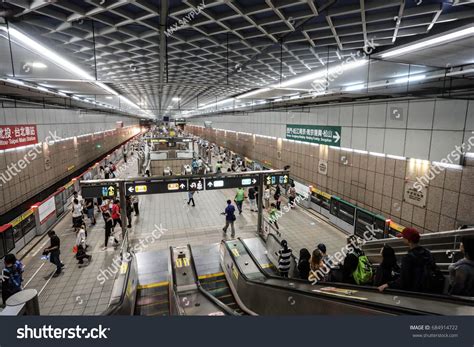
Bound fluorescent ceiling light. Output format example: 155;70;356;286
380;26;474;58
394;74;426;84
433;161;462;170
172;97;180;101
387;154;406;160
344;84;366;91
369;152;386;157
277;59;368;88
237;88;270;99
105;96;113;100
36;86;48;92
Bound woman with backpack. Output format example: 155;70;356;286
373;245;400;286
1;254;24;304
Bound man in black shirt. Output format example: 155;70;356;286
44;230;64;277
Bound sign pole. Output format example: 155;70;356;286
257;173;264;235
118;181;127;238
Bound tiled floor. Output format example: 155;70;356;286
15;140;348;316
17;156;134;315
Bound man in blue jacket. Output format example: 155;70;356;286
222;200;236;238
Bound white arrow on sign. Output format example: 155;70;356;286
208;182;213;187
251;178;257;184
179;183;186;189
333;131;341;143
128;186;135;193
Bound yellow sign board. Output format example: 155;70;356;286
11;209;34;227
135;185;148;193
311;187;332;200
167;183;179;191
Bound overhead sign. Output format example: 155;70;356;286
264;173;289;186
81;184;117;198
188;178;204;191
286;124;341;147
205;175;259;190
0;124;38;150
125;179;188;195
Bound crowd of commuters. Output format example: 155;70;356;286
288;227;474;297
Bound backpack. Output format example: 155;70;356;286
352;255;373;285
3;261;24;291
413;252;445;294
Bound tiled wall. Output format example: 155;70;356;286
188;122;474;234
0;107;139;215
191;98;474;163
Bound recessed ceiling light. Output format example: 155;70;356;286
172;97;180;101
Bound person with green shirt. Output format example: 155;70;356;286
269;203;280;230
234;187;246;214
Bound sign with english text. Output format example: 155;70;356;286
0;124;38;150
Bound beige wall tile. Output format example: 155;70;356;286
460;168;474;195
441;190;459;217
444;169;462;192
401;202;414;223
394;159;406;179
425;210;440;232
427;186;443;213
383;176;394;197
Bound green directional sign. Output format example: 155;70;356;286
286;124;341;147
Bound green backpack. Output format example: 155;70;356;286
352;255;373;285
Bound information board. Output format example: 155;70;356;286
286;124;341;147
125;179;188;195
81;184;118;198
205;175;259;190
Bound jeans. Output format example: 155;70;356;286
50;252;62;274
249;199;256;211
235;200;243;213
223;220;235;236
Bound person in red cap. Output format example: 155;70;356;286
378;227;443;293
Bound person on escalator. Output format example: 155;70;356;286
341;253;359;284
373;245;400;286
308;249;330;283
297;248;311;280
378;227;444;294
448;236;474;296
278;240;292;278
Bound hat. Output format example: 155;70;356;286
398;227;420;243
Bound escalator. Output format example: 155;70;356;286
220;238;474;315
199;273;244;315
169;245;240;315
134;283;170;316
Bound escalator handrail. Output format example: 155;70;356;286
187;244;241;316
240;236;474;306
224;239;457;315
169;246;186;316
103;230;135;315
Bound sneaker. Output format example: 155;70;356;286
60;263;65;268
52;272;61;278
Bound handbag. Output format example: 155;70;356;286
72;245;78;254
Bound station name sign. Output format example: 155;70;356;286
286;124;341;147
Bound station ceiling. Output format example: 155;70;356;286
0;0;473;118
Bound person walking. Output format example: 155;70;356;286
263;185;271;210
103;210;119;249
1;254;24;304
111;199;122;230
187;191;196;207
288;183;297;208
43;230;64;277
222;200;236;238
132;195;139;216
248;186;257;212
126;196;133;228
85;197;96;226
234;187;245;214
269;203;280;230
278;240;292;277
71;198;83;232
